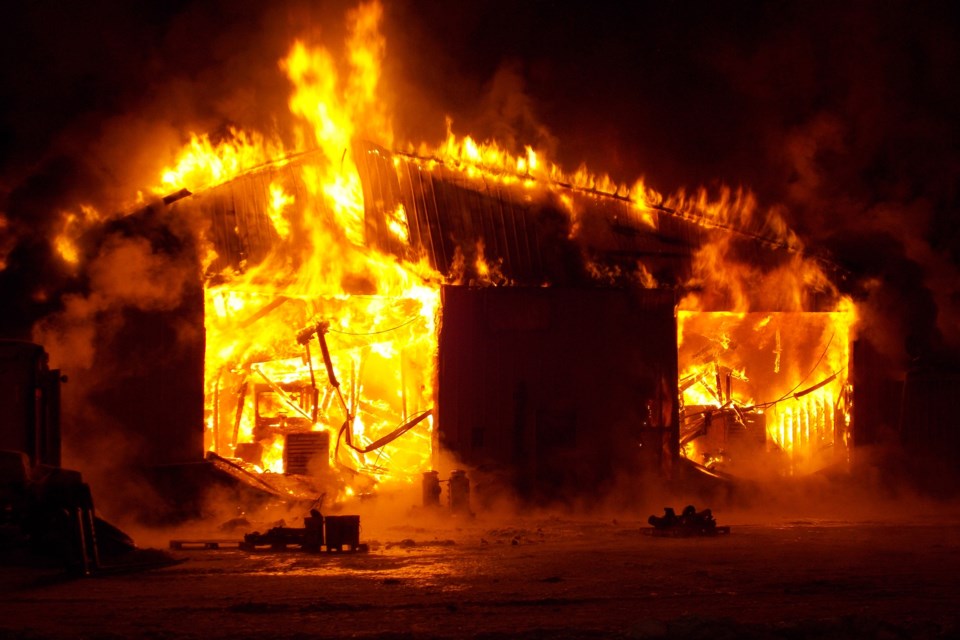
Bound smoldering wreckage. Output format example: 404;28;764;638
1;4;958;594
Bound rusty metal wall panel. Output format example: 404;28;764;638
357;144;409;260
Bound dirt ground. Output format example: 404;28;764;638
2;503;959;640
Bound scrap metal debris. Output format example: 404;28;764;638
169;508;369;554
169;539;242;551
646;505;730;537
239;509;368;553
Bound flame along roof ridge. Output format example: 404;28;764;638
383;143;845;274
358;143;844;284
151;137;847;291
162;139;807;258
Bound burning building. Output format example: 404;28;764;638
103;127;855;509
5;4;960;638
19;0;956;516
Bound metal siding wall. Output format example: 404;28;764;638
438;286;678;500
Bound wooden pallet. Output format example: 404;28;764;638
168;539;243;550
238;542;370;553
645;526;731;538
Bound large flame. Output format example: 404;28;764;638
180;2;437;496
677;301;856;475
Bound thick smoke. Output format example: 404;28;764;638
700;3;960;368
384;1;959;371
33;228;195;369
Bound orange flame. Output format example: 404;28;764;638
53;204;101;268
677;301;856;475
166;2;437;495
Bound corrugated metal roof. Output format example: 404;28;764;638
356;142;717;286
180;142;835;309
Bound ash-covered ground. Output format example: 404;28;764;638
3;484;960;640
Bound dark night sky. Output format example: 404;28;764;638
1;0;958;365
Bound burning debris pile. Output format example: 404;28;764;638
647;504;729;537
678;310;854;477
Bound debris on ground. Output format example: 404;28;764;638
237;509;368;553
646;505;730;537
